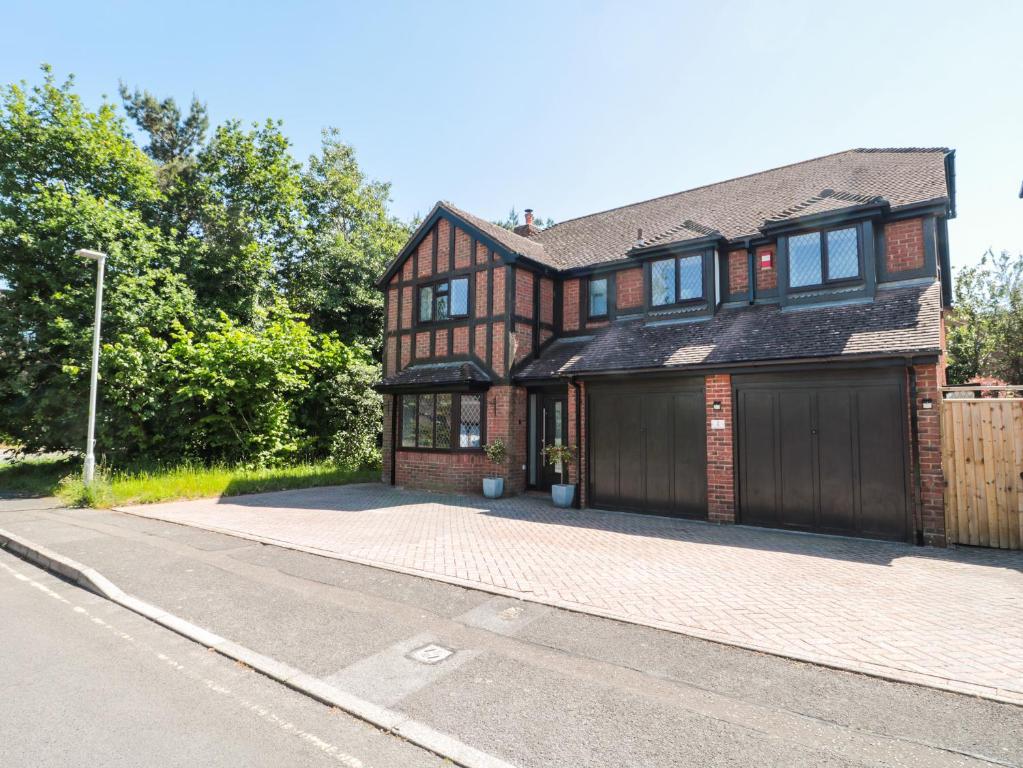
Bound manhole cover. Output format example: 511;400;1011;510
408;644;454;665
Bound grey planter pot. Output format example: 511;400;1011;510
551;484;576;508
482;477;504;499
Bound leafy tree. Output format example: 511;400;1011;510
946;250;1023;385
0;67;194;454
283;128;410;348
493;206;554;231
119;83;208;233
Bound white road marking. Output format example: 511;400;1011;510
0;557;370;768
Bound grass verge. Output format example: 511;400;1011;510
0;456;76;498
2;457;376;507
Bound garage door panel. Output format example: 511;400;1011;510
739;390;779;527
778;390;816;531
673;392;708;516
589;394;618;507
817;388;857;534
644;394;673;513
587;381;707;519
736;371;909;542
618;397;645;508
856;386;908;540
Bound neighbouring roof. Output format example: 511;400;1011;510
376;361;491;391
515;281;942;379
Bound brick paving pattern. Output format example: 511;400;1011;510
123;484;1023;703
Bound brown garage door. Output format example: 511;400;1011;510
588;380;707;519
735;369;910;541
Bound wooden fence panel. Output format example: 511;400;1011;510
942;392;1023;549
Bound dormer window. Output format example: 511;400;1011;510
650;254;704;306
419;277;469;323
787;226;860;288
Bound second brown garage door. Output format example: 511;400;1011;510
588;380;707;519
735;369;910;541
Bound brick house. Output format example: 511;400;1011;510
375;148;956;546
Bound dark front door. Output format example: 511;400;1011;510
537;394;567;491
588;380;707;519
735;369;910;541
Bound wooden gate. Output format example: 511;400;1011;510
941;386;1023;549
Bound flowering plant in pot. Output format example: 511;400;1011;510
542;443;576;508
482;439;506;498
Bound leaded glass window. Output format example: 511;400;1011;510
651;258;676;306
826;228;858;280
418;285;433;321
399;393;484;450
450;278;468;316
417;277;469;323
401;396;416;447
787;226;861;288
434;394;452;449
588;278;608;317
460;394;482;448
416;394;434;448
678;255;702;300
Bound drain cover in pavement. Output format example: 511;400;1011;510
407;644;454;665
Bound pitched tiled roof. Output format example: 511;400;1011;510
438;201;550;265
531;148;951;269
515;281;941;379
376;361;491;391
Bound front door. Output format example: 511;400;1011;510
537;395;567;491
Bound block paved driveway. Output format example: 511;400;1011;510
121;483;1023;704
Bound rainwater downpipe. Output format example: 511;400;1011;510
571;377;582;509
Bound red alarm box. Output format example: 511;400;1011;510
759;250;774;269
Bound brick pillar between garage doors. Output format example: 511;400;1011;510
706;374;736;523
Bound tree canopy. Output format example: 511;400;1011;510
0;66;408;466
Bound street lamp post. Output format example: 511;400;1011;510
76;249;106;485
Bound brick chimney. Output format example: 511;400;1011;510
514;207;540;238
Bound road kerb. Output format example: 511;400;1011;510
0;526;519;768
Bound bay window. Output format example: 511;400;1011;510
400;392;483;449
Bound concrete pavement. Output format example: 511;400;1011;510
3;502;1021;767
114;483;1023;703
0;546;443;768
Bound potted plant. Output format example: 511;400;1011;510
482;439;506;498
542;443;576;508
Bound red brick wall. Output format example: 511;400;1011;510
705;374;735;522
400;286;413;329
415;331;430;360
539;278;554;324
515;268;534;318
563;278;580;331
567;382;586;504
886;218;925;273
475;270;489;319
493;267;506;315
454;226;472;269
436;218;450;271
416;236;433;278
491;321;506;376
434;329;449;357
756;245;777;291
513;322;533;365
384;337;396;377
453;326;469;355
400;334;412;369
616;267;643;309
728;249;748;294
391;385;528;495
386;287;398;331
381;395;394;484
913;363;945;546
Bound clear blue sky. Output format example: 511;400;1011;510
4;0;1021;269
